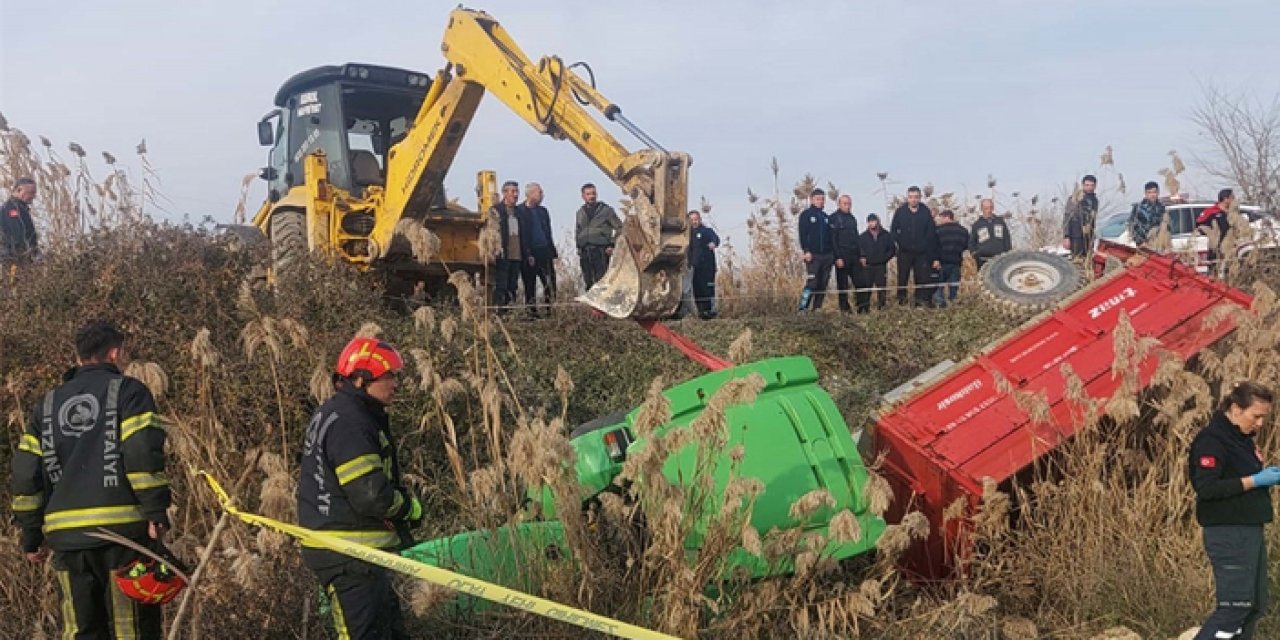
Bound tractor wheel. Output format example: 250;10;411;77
979;250;1084;317
269;209;307;281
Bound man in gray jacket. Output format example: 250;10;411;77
574;183;622;291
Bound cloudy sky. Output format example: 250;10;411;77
3;0;1277;247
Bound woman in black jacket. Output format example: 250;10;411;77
1189;382;1277;640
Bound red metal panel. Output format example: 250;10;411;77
875;253;1253;579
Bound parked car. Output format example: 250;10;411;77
1046;200;1278;273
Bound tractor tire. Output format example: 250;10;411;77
979;250;1084;317
270;209;307;281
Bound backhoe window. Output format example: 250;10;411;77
340;87;424;187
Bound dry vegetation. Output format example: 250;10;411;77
2;116;1280;640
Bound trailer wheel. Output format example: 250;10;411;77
979;250;1084;316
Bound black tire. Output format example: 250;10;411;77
979;250;1084;316
270;209;307;281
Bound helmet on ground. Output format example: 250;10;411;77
114;557;187;605
335;337;404;381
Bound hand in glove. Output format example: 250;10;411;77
1250;467;1280;488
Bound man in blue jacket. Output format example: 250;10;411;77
798;188;833;311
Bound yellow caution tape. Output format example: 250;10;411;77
200;472;680;640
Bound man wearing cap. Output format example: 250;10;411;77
856;213;896;313
298;336;421;640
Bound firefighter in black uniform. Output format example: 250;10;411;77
299;336;422;640
10;320;173;638
686;210;720;319
856;213;895;313
2;176;40;278
798;188;833;311
829;195;861;313
1189;382;1277;640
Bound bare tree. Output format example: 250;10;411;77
1190;85;1280;209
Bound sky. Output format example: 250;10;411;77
2;0;1278;249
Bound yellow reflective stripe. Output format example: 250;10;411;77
18;433;40;455
386;490;404;518
59;571;77;640
120;412;166;442
11;494;42;512
300;529;399;549
111;581;138;640
126;471;169;491
334;454;383;486
328;584;352;640
44;505;144;533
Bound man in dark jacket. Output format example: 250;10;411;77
932;210;969;307
686;210;720;319
10;321;171;638
1;176;40;270
890;186;939;306
574;183;622;291
1188;382;1276;640
969;198;1012;269
1197;189;1234;269
489;181;523;311
299;337;422;640
1062;175;1099;258
797;188;833;311
829;195;861;313
1128;181;1167;248
518;182;558;317
856;213;895;313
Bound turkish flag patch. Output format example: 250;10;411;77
1199;455;1217;469
5;208;17;218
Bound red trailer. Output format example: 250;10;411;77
870;249;1255;578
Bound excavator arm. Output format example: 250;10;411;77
380;7;692;319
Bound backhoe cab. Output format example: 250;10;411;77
253;63;487;288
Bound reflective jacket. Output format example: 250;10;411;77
10;364;169;552
298;383;414;559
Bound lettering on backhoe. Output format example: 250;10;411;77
1088;286;1138;319
296;91;322;117
401;117;445;195
294;129;321;164
937;380;983;412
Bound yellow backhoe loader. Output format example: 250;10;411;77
250;7;691;318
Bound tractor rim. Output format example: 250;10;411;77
1002;259;1062;294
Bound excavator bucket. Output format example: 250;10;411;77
578;153;691;319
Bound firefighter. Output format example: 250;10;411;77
574;183;622;291
299;336;422;640
969;198;1012;269
856;213;895;313
10;320;174;638
686;210;720;319
828;195;861;313
2;176;40;278
1189;381;1277;640
798;188;833;311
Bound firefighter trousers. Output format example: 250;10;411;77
54;545;162;640
1196;524;1269;640
315;558;409;640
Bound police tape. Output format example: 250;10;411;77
200;472;680;640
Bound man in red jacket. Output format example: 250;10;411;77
1197;189;1234;271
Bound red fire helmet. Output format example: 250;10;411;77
335;337;404;381
114;558;186;605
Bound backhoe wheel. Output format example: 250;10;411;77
979;250;1084;317
270;209;307;282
